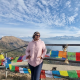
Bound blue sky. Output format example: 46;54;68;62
0;0;80;38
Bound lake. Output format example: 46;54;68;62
21;38;80;52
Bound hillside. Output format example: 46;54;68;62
0;36;29;57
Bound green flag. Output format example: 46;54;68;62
67;70;78;78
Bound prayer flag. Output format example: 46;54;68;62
13;57;19;62
11;65;15;72
15;66;19;72
40;70;46;79
0;54;4;60
45;70;53;78
50;51;59;57
28;69;31;74
76;52;80;61
58;51;67;58
76;70;80;78
59;71;68;76
67;52;76;61
67;70;78;78
52;71;61;78
19;67;24;73
23;68;29;73
18;56;22;60
9;64;12;70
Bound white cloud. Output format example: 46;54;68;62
37;1;44;9
66;1;71;8
0;25;80;38
0;0;80;38
68;13;78;24
75;7;79;12
0;0;62;25
17;0;29;13
0;0;74;26
7;23;21;25
41;0;48;6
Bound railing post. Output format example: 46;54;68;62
62;45;69;64
5;53;7;78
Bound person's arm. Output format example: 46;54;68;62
25;43;30;58
41;41;47;59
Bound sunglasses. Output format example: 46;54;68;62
35;35;40;37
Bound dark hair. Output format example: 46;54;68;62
32;31;40;39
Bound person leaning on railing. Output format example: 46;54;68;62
25;31;47;80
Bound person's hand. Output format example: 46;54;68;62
27;55;31;59
37;56;42;59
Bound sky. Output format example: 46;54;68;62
0;0;80;38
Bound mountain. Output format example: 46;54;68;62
18;36;32;41
19;36;80;41
46;36;80;40
0;36;29;57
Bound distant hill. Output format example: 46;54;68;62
19;36;80;41
46;36;80;40
0;36;29;57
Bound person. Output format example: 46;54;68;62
25;31;47;80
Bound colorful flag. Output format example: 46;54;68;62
76;70;80;78
23;68;29;73
58;51;67;58
76;52;80;61
40;70;46;79
11;65;15;72
67;70;78;78
52;70;61;78
19;67;24;73
13;57;19;62
67;52;76;61
50;51;59;57
15;66;19;72
59;71;68;76
28;69;31;74
45;53;50;57
45;70;53;78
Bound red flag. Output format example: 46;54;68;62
45;55;49;57
17;60;22;62
76;70;80;78
40;70;46;79
15;66;19;72
76;52;80;61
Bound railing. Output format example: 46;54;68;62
0;44;80;80
46;44;80;46
3;44;80;53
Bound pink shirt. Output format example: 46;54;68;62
25;39;47;67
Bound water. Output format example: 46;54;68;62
21;38;80;52
42;38;80;52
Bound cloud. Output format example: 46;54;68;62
0;0;80;38
68;13;78;24
0;0;67;27
75;7;79;12
66;1;71;8
7;23;21;25
0;25;80;38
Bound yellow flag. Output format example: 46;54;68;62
9;64;12;70
28;69;31;74
50;51;52;55
59;71;68;76
0;54;4;60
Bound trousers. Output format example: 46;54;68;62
28;61;43;80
